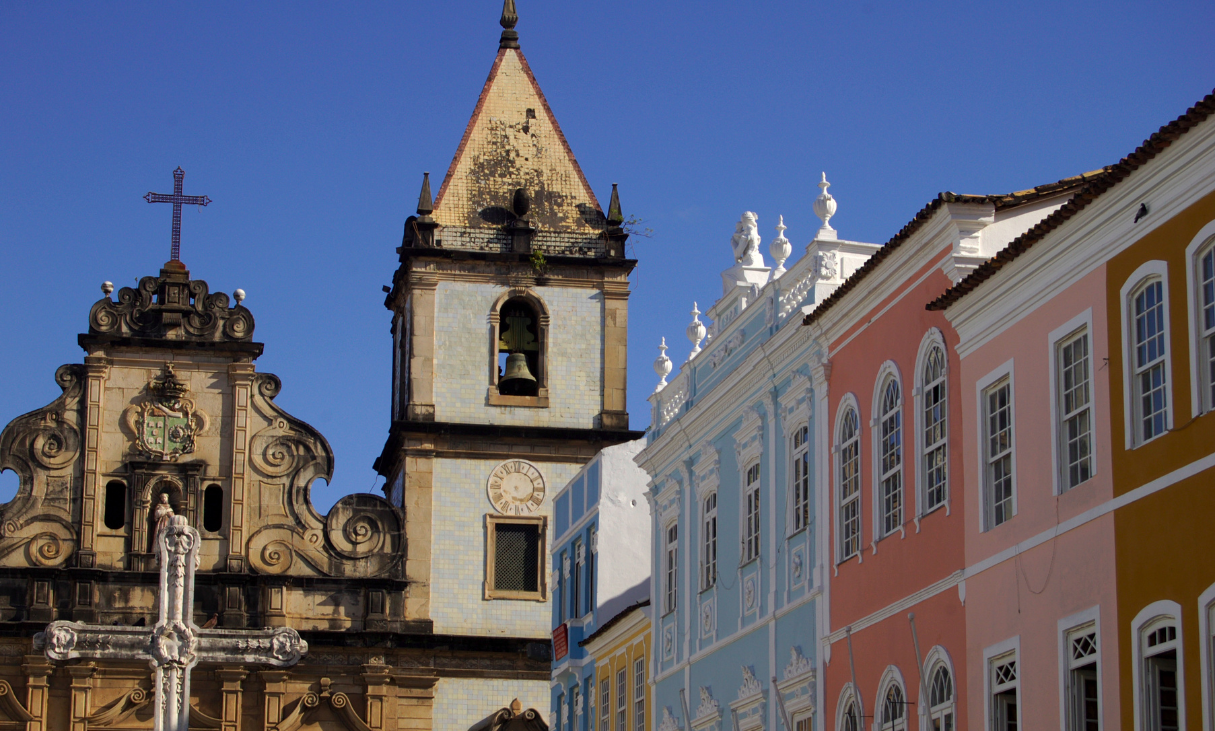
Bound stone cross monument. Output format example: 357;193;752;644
37;516;308;731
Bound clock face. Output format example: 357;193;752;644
487;460;545;515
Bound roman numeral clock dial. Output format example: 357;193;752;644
486;460;546;515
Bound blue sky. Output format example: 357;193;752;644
1;1;1211;510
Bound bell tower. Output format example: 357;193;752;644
375;2;641;725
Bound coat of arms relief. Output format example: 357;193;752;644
123;365;209;461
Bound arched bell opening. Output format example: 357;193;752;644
496;297;541;397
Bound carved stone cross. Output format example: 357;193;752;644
37;516;307;731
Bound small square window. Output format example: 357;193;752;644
485;514;547;601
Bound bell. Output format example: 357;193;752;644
500;353;537;386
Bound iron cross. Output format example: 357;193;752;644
144;167;211;262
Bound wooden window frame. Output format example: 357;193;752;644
484;514;548;601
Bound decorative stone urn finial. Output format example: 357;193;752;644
101;281;114;296
233;289;246;304
686;303;706;361
653;337;672;393
770;215;791;279
500;0;520;49
814;172;838;240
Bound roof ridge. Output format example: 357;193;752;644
926;89;1215;311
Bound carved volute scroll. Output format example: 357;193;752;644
246;374;405;579
0;365;83;568
88;270;254;342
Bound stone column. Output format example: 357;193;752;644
260;670;290;727
403;448;433;620
77;356;110;568
216;666;247;731
226;362;256;573
22;655;52;731
67;663;96;731
600;279;630;430
362;664;393;730
406;276;438;422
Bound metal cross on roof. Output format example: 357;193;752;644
144;167;211;263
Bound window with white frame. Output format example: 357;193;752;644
557;692;565;731
633;657;645;731
600;677;610;731
587;678;595;731
840;697;860;731
990;653;1019;731
587;526;597;612
571;538;583;619
571;683;581;731
702;492;717;590
929;664;955;731
1142;618;1181;731
877;375;903;537
616;667;627;731
922;344;948;513
983;377;1015;530
665;523;678;614
1057;327;1094;491
1197;240;1215;412
794;716;811;731
879;680;907;731
791;425;810;533
743;463;761;563
1132;278;1170;443
1065;624;1099;731
837;405;861;560
558;550;569;621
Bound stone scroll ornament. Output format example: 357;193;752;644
37;516;307;731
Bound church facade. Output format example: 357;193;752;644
0;3;638;729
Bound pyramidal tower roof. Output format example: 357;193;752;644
431;0;604;233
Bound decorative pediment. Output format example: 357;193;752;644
737;665;762;701
88;267;255;343
657;707;681;731
778;372;812;434
784;646;812;680
694;687;720;723
728;666;766;731
693;441;721;496
733;407;764;469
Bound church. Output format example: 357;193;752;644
0;2;638;728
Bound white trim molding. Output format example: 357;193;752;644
982;636;1021;731
870;360;906;545
1057;605;1102;731
834;392;863;566
1198;582;1215;731
1185;219;1215;418
1119;260;1174;449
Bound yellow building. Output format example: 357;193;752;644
580;601;652;731
1104;94;1215;731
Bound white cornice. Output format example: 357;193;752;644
582;604;651;657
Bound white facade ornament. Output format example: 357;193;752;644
764;296;775;327
709;330;745;369
686;303;706;361
769;215;791;279
696;687;720;719
36;516;306;731
784;646;812;680
731;212;765;267
653;337;673;392
813;172;838;239
738;665;763;700
658;707;681;731
744;576;756;610
817;250;839;282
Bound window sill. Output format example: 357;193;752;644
785;526;808;540
739;556;760;569
483;587;548;602
487;387;550;408
699;583;716;595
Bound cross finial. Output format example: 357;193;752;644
144;167;211;265
500;0;520;48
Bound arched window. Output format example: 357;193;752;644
103;480;126;530
874;369;903;538
1134;603;1185;731
920;337;948;514
837;686;863;731
880;682;906;731
1121;262;1172;447
701;492;717;590
928;663;955;731
202;484;223;533
836;402;861;561
496;296;542;397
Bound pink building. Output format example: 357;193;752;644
805;182;1083;731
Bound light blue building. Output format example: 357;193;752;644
550;440;651;731
637;202;877;731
